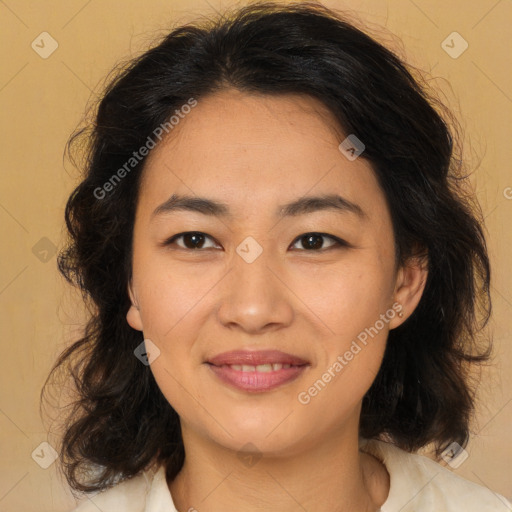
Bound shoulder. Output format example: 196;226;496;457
69;466;156;512
360;438;512;512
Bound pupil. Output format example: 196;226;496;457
185;233;204;249
304;234;322;249
183;234;325;250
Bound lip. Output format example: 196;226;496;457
207;350;309;367
206;350;310;392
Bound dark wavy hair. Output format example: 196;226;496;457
42;0;492;495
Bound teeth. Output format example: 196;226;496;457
225;363;295;372
256;364;273;372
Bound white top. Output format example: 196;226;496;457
71;439;512;511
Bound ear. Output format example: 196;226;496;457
389;251;428;329
126;279;143;331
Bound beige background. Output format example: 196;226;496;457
0;0;511;510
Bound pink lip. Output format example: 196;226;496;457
206;350;309;392
207;350;309;367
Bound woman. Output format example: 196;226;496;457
43;2;511;511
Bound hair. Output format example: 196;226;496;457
42;0;492;495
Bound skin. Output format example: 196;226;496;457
126;89;428;512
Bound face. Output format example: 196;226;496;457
127;89;426;456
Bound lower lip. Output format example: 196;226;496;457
207;364;308;392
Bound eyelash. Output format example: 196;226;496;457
161;231;350;252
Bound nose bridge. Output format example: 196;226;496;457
216;240;293;332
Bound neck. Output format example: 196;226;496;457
167;426;389;512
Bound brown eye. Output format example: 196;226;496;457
164;232;220;250
163;231;347;252
290;233;344;251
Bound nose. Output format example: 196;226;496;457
216;249;294;334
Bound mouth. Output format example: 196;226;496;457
205;350;310;392
206;349;309;367
214;362;299;372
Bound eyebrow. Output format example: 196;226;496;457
151;193;367;220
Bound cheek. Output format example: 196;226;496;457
298;345;385;432
298;288;389;418
295;255;392;402
299;257;393;342
134;254;217;340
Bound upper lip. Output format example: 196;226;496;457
207;350;309;367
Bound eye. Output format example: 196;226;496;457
162;231;348;252
290;232;347;251
163;232;221;250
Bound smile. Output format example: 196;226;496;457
206;361;308;392
222;363;295;372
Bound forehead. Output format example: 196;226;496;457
138;89;387;222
